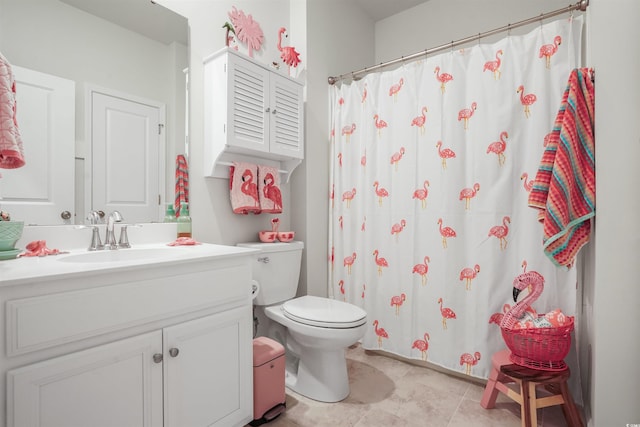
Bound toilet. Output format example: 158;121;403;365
238;241;367;403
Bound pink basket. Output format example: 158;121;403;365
500;316;574;371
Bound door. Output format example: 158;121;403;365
0;66;75;225
89;88;165;224
7;331;163;427
163;308;253;427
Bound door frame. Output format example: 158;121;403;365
84;85;166;223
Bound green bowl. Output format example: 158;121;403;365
0;221;24;251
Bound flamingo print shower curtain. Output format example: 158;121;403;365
329;16;583;380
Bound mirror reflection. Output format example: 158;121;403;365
0;0;188;225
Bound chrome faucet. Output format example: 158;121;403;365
104;210;123;250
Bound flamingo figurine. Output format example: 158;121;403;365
500;271;545;329
277;27;301;75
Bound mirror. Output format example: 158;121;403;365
0;0;188;225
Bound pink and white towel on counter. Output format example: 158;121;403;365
258;165;282;213
0;52;25;170
229;162;261;214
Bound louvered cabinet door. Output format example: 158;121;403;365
227;55;270;154
270;74;304;159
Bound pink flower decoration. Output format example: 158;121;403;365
228;6;264;58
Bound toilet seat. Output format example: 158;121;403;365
283;296;367;329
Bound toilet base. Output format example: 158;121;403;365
286;346;349;403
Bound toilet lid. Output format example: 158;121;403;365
283;295;367;328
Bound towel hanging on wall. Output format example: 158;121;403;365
230;162;261;214
528;67;595;267
0;51;25;170
258;164;282;214
174;154;189;217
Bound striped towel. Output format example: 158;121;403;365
528;68;595;267
0;52;25;170
174;154;189;217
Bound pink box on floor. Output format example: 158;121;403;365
251;337;286;425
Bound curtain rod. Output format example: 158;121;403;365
327;0;589;85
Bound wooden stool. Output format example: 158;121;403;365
480;349;583;427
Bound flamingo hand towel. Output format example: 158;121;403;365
258;165;282;213
0;52;25;169
230;162;261;214
528;68;595;267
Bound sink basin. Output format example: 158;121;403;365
58;248;178;264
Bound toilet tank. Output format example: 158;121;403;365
237;241;304;306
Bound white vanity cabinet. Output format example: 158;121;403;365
0;244;256;427
204;48;304;180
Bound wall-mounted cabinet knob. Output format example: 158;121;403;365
153;353;163;363
272;109;277;114
265;107;271;113
169;348;180;358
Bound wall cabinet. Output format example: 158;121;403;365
204;48;304;181
7;308;251;427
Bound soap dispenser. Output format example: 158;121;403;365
177;202;192;238
164;204;177;223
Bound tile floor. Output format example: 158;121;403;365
252;343;582;427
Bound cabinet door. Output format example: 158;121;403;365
7;331;163;427
163;307;253;427
227;55;270;154
270;73;304;159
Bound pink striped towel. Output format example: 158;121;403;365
258;165;282;213
0;52;25;170
174;154;189;217
230;162;261;214
528;68;595;267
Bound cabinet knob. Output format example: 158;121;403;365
60;210;72;220
272;109;277;115
265;107;271;113
153;353;163;363
169;347;180;358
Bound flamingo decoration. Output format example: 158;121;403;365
517;85;537;118
412;180;430;209
501;271;546;329
240;169;260;208
488;216;511;250
343;252;357;275
459;183;480;210
390;147;405;171
342;188;356;208
483;49;503;80
390;293;406;315
338;280;345;301
539;35;562;69
373;320;389;348
412;256;430;286
277;27;301;75
460;351;482;375
390;219;407;242
389;77;404;101
411;106;428;135
374;114;388;136
342;123;356;142
457;102;477;130
436;141;456;170
438;297;457;330
486;131;508;166
373;181;389;207
520;172;534;192
434;66;453;94
411;333;430;361
262;172;282;211
438;218;457;249
459;264;481;291
373;249;389;276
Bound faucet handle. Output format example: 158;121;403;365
75;225;104;251
118;224;142;249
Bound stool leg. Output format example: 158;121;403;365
481;365;505;409
558;380;584;427
520;380;534;427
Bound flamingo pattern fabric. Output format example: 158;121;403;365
328;17;582;380
258;165;282;214
229;162;260;214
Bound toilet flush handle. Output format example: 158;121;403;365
257;256;270;264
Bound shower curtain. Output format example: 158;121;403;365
329;16;583;380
